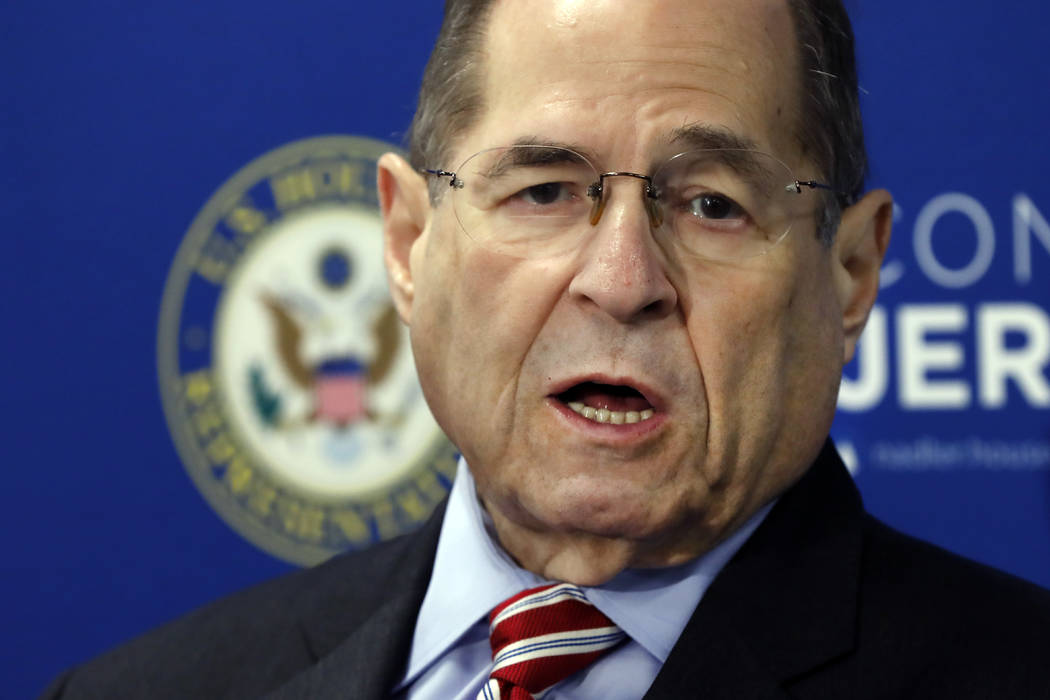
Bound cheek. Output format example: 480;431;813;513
411;226;513;370
441;250;552;373
782;263;845;406
408;227;568;451
681;269;783;389
681;255;842;460
407;227;483;445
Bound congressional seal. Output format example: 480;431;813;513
157;135;457;566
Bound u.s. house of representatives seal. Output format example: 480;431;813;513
158;135;457;566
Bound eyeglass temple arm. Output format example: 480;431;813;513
421;168;463;189
787;180;854;207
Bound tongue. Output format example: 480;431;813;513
562;383;652;412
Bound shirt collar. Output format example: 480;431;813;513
401;458;772;684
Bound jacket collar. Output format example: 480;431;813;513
645;440;863;698
263;501;447;700
265;440;862;699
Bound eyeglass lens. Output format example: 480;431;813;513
448;145;815;261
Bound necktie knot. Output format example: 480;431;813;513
477;583;625;700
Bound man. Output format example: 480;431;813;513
43;0;1050;698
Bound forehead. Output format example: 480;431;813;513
469;0;802;165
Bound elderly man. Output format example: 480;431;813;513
44;0;1050;698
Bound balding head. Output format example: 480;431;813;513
408;0;865;241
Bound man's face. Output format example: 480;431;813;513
384;0;885;584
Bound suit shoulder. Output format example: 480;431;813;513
856;514;1050;690
42;530;432;700
861;513;1050;615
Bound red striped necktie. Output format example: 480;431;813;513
477;583;626;700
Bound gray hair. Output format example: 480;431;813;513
407;0;866;244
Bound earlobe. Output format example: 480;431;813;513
378;152;430;325
832;188;894;364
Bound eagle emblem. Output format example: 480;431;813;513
252;290;401;431
158;135;456;565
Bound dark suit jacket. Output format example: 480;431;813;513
42;441;1050;699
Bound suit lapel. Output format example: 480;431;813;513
262;501;447;700
645;441;863;698
260;587;423;700
261;443;861;699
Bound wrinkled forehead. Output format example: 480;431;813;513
465;0;803;168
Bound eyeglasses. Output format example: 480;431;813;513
423;145;843;261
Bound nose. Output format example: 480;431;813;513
568;180;678;323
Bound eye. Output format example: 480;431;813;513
688;193;745;220
518;182;570;205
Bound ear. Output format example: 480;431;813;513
378;152;430;325
832;188;893;364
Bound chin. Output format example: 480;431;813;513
530;484;676;540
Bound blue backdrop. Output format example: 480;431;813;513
4;2;1048;697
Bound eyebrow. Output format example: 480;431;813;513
485;127;768;177
665;124;782;190
667;124;761;153
509;136;599;161
481;138;596;178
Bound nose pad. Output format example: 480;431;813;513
645;194;664;228
588;190;606;226
587;174;663;229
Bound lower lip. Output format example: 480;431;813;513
547;398;667;443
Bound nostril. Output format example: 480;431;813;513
643;298;666;315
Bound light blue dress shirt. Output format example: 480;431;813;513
393;459;772;700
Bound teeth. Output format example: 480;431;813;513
567;403;655;425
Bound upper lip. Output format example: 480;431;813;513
546;373;667;412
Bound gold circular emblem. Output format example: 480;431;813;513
157;135;457;565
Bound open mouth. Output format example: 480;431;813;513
554;381;656;425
